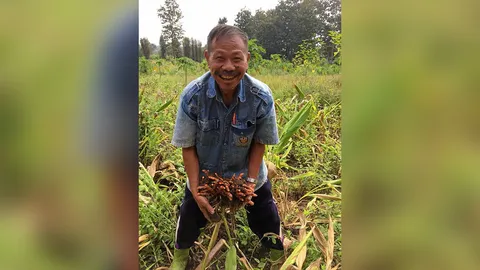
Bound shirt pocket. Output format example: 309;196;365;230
231;120;256;148
196;118;220;146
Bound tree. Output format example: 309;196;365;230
196;41;203;62
192;39;197;61
159;35;167;58
158;0;184;58
218;17;228;24
248;39;266;70
316;0;341;63
234;8;254;37
150;43;159;55
140;38;151;59
182;37;191;58
232;0;341;62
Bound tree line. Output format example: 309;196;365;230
139;0;341;64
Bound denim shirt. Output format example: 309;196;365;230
171;72;279;191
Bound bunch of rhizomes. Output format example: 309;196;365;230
197;170;257;213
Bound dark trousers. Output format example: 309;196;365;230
174;180;283;250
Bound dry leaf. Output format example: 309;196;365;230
147;154;162;177
194;238;227;270
331;264;341;270
311;225;327;256
283;237;294;250
138;234;149;243
326;216;335;270
296;245;307;270
236;243;254;270
139;194;151;204
163;241;173;261
305;257;322;270
266;160;278;179
239;258;253;270
138;241;150;251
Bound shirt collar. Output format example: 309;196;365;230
207;74;246;102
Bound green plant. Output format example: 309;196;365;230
248;39;266;72
177;57;197;85
139;56;152;74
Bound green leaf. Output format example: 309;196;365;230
225;245;237;270
275;100;314;154
289;171;316;180
157;97;175;112
293;84;305;99
280;229;314;270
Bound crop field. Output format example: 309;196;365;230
138;58;342;269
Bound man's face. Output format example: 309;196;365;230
204;35;250;93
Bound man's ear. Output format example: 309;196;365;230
204;49;209;61
247;52;251;62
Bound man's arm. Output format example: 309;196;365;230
248;140;266;186
172;90;214;221
248;87;279;187
182;146;214;221
182;146;200;196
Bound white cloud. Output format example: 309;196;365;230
139;0;280;45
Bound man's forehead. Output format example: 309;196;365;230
212;48;245;54
211;36;247;50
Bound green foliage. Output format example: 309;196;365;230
275;99;314;155
248;39;266;71
138;163;182;268
329;30;342;65
139;57;152;74
234;8;254;36
177;57;197;85
293;38;321;67
235;0;341;61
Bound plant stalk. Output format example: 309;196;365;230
200;221;221;270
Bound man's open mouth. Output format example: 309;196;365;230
219;74;238;81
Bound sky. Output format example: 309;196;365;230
139;0;280;45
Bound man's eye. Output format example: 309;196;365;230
216;57;224;60
233;58;242;62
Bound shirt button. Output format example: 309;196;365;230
224;143;227;146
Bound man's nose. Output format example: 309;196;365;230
222;59;235;71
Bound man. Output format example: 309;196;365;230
170;24;283;269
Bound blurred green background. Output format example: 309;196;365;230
0;1;137;269
343;0;480;269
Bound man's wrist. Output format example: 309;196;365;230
246;177;257;185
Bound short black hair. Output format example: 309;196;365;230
207;24;249;52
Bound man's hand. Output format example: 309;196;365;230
246;182;256;190
245;182;257;203
193;195;215;222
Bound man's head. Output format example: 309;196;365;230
204;24;250;93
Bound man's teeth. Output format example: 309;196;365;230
220;75;235;80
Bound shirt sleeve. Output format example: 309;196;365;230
254;96;279;145
171;93;197;148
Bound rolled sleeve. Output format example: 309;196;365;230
254;99;279;145
171;97;197;148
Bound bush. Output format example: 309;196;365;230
139;57;152;74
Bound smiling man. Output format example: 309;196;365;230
170;24;284;269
